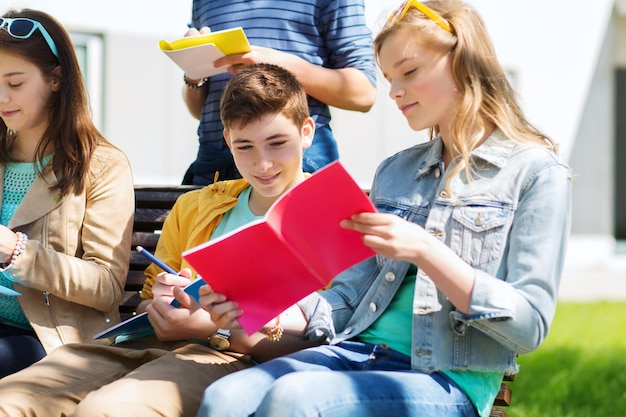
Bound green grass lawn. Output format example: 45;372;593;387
508;301;626;417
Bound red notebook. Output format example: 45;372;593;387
182;161;376;334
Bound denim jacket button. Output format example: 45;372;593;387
434;168;441;178
343;327;353;335
439;190;448;198
369;302;377;312
384;272;396;282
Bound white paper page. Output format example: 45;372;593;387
162;43;227;79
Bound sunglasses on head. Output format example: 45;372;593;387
385;0;452;33
0;17;59;58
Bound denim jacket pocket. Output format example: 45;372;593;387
450;205;512;268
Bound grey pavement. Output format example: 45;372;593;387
558;236;626;301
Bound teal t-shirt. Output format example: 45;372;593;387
0;156;52;329
358;264;502;417
211;186;262;240
358;265;417;355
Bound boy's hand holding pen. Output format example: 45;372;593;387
136;246;197;309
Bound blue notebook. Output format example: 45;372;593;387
0;285;20;296
93;278;204;343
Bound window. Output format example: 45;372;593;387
70;33;104;131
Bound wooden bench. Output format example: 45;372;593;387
490;374;513;417
122;185;513;417
120;185;200;320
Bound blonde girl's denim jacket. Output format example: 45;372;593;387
300;132;572;375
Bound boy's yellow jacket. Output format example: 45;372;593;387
141;178;250;299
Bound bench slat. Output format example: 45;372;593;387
493;383;512;407
489;408;508;417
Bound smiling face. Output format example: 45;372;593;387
0;50;57;141
378;31;460;136
224;112;314;215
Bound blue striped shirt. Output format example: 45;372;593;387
187;0;376;179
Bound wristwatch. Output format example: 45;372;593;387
208;328;231;351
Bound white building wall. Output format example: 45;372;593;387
0;0;620;236
1;0;615;183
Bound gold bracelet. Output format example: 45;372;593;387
260;315;283;342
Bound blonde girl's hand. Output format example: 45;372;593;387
344;213;476;315
198;284;243;330
340;212;430;263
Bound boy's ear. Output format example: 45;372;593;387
301;117;315;149
223;128;232;149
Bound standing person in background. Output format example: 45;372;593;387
181;0;377;185
196;1;572;416
0;8;134;377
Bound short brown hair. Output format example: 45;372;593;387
220;63;309;131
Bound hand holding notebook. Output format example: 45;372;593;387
183;161;376;334
159;27;251;79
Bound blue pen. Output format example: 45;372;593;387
187;23;195;29
136;246;179;275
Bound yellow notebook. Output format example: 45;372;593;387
159;27;251;79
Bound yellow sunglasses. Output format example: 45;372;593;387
385;0;452;33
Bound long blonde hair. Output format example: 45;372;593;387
373;1;557;185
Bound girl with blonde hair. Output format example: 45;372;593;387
197;2;572;416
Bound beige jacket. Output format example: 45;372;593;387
1;143;134;353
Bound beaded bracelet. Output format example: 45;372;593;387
10;232;28;265
1;231;27;269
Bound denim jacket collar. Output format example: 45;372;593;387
469;130;516;169
415;138;443;180
420;131;515;180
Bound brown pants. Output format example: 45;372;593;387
0;336;252;417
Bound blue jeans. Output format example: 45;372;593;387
0;324;45;378
197;341;478;417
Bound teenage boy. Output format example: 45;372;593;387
0;63;324;417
